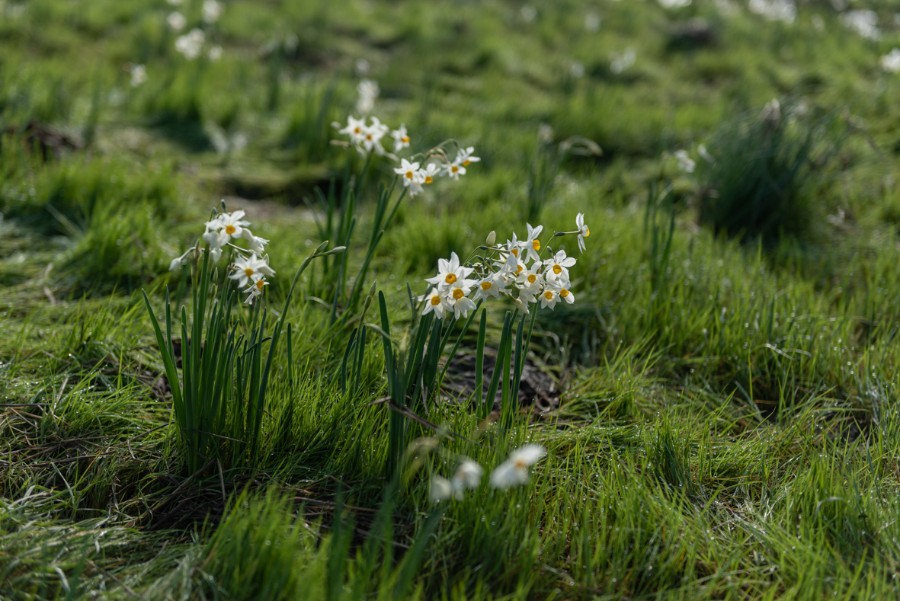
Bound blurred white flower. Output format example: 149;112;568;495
129;64;147;88
208;45;223;61
658;0;691;8
674;149;696;174
202;0;222;24
584;11;601;32
520;5;537;23
881;48;900;73
576;212;590;253
841;10;879;40
748;0;796;24
430;476;452;503
610;48;636;74
175;28;205;60
167;11;186;31
451;460;483;498
490;444;547;489
391;124;410;153
355;79;379;115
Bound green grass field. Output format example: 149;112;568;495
2;0;900;598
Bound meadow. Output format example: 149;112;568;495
2;0;900;598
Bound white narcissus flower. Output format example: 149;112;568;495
243;276;268;304
361;116;388;154
473;274;504;301
451;460;483;499
673;149;695;174
421;162;440;185
456;146;480;167
338;116;367;144
543;250;576;286
517;266;544;294
218;210;249;239
539;287;559;309
394;158;424;196
575;212;590;253
240;228;268;254
391;125;410;152
523;223;543;263
490;444;547;489
443;159;466;180
559;286;575;305
426;252;474;289
430;475;453;503
445;280;477;320
230;254;275;288
130;64;147;88
420;290;449;318
175;28;206;60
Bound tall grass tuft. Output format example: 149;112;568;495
698;99;847;244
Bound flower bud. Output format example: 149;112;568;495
485;230;496;246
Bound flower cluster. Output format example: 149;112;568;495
335;115;480;197
430;444;547;502
169;208;275;304
168;0;223;61
419;213;590;320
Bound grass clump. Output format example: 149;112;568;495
697;99;846;244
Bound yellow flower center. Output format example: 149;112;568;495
552;265;562;275
365;133;373;141
255;279;266;290
511;248;519;257
244;267;254;277
445;273;457;285
480;281;492;290
451;165;459;173
532;239;541;251
452;288;465;300
527;274;536;284
405;170;414;180
462;159;471;167
401;135;410;143
430;295;441;306
353;126;361;134
544;291;554;300
560;289;570;298
224;224;236;235
584;227;590;238
516;264;524;275
425;175;433;184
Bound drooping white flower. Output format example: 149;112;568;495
489;444;547;489
575;213;590;253
229;254;275;288
558;286;575;305
241;229;268;254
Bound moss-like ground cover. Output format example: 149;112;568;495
2;0;900;599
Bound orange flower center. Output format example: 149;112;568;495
401;135;410;143
405;170;414;180
452;288;465;300
445;273;457;284
225;224;236;235
425;175;433;184
255;279;266;290
462;159;471;167
244;267;254;277
532;239;540;251
511;248;519;257
584;227;590;237
544;291;554;300
527;274;536;284
516;264;524;275
560;289;570;298
552;265;562;274
430;295;441;306
480;281;492;290
451;165;459;173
